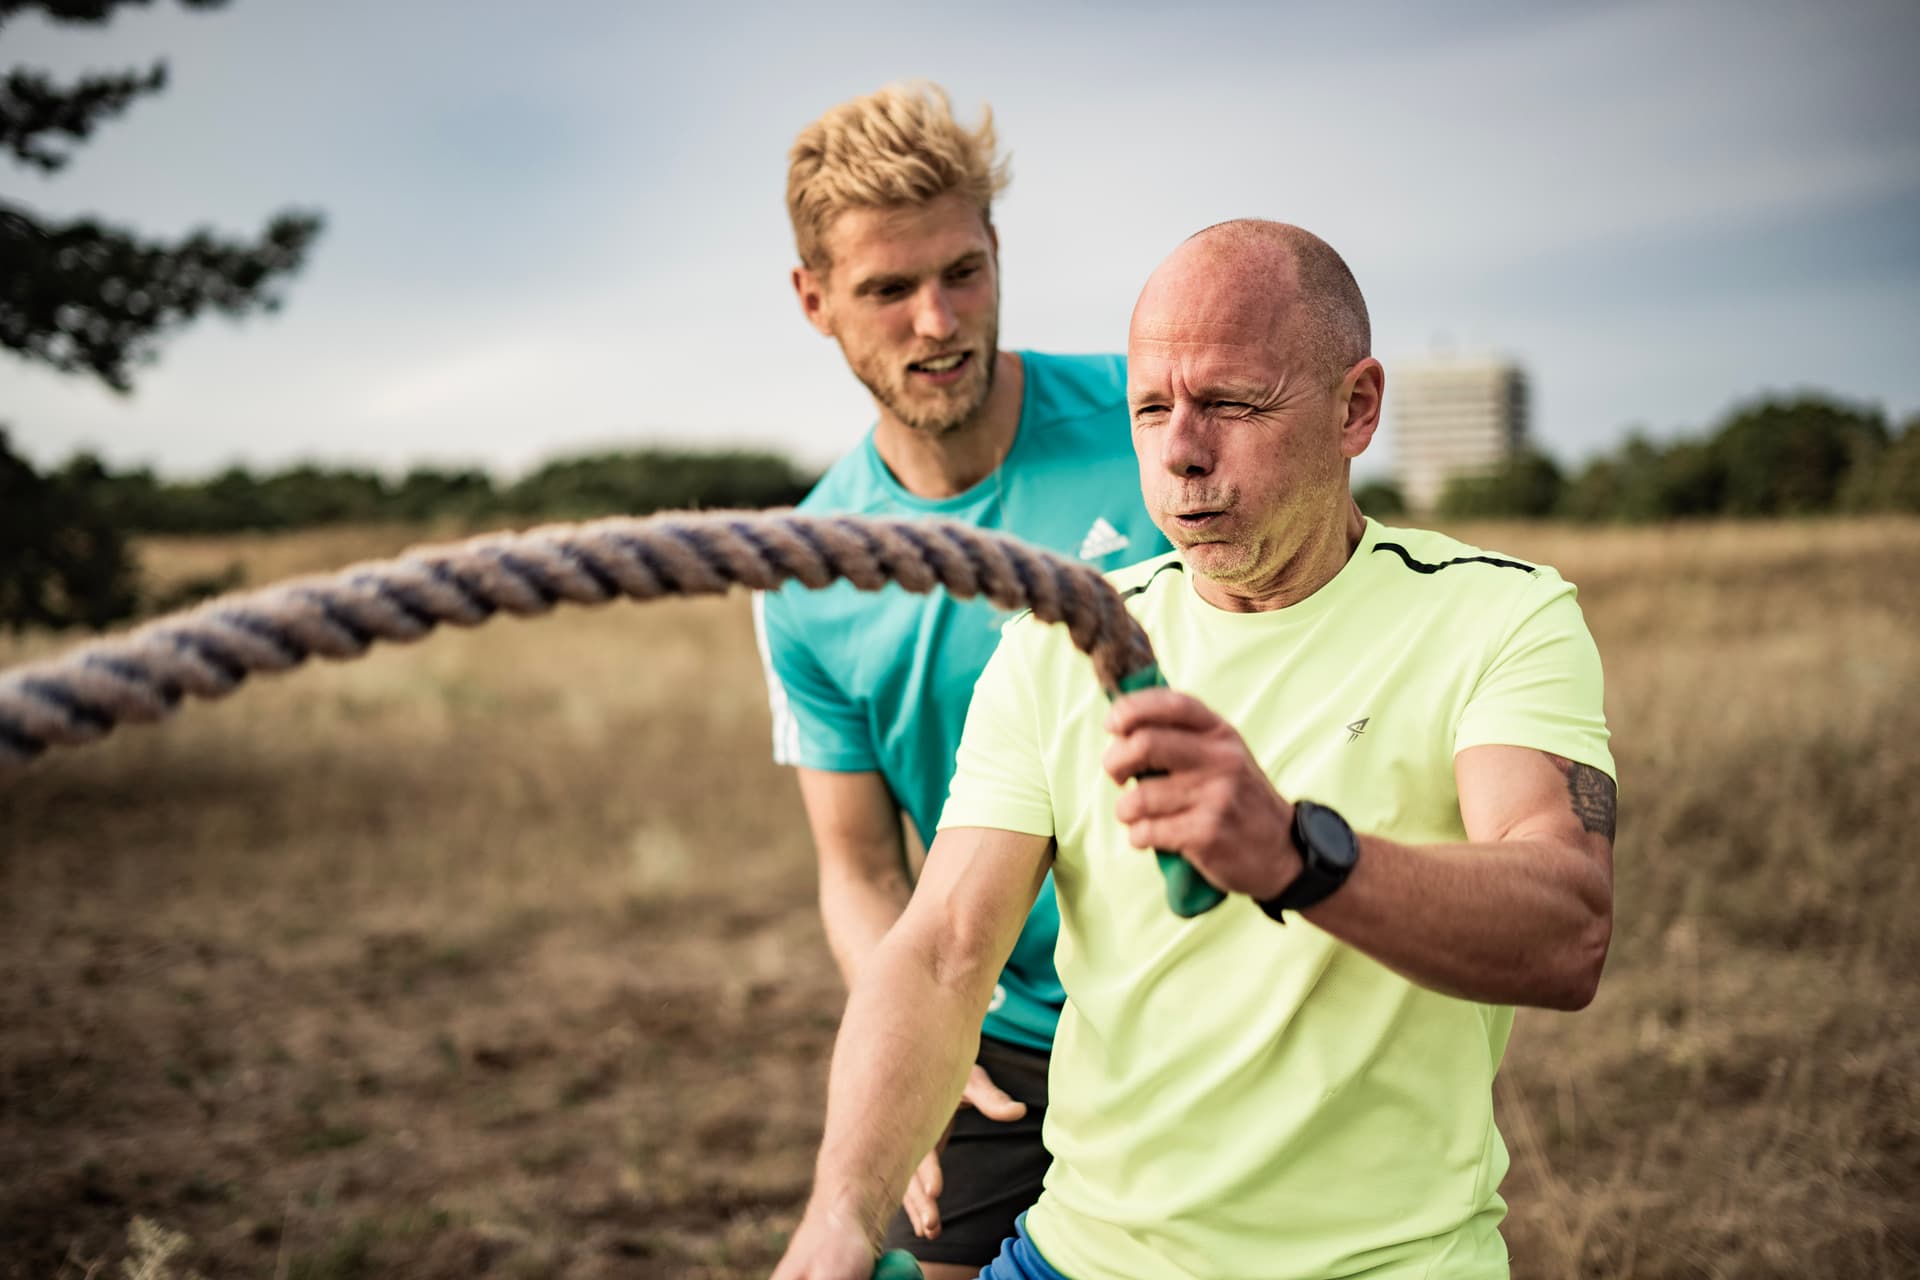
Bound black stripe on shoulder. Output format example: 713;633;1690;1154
1372;542;1535;576
1120;559;1185;599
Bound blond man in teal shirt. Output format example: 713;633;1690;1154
755;83;1166;1276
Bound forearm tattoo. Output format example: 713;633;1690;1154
1566;763;1618;841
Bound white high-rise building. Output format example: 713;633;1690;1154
1391;357;1530;511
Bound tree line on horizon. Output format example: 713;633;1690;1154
0;434;818;630
51;445;820;534
1354;393;1920;522
8;389;1920;632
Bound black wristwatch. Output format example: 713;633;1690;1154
1258;800;1360;924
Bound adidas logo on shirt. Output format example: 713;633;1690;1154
1078;517;1131;561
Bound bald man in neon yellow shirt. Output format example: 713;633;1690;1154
773;220;1617;1280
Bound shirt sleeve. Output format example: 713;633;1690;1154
938;618;1057;837
1454;571;1615;779
751;588;879;772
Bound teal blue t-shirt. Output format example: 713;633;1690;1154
753;351;1169;1050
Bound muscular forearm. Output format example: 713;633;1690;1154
805;927;988;1245
1104;698;1614;1012
1306;833;1612;1009
818;862;913;988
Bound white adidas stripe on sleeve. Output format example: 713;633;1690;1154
750;591;802;766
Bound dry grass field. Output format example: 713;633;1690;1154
2;517;1917;1279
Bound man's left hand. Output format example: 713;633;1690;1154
1103;688;1300;899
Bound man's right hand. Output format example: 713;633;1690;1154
770;1207;879;1280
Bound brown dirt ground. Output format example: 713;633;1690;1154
3;518;1919;1278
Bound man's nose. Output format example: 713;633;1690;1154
1163;403;1214;477
911;285;959;343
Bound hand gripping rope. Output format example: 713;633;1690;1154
0;510;1227;925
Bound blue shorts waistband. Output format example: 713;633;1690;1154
976;1214;1071;1280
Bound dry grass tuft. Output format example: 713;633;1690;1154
3;518;1918;1278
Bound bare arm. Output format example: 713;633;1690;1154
1106;690;1615;1010
792;768;1032;1243
1306;745;1613;1009
772;826;1052;1280
795;768;915;987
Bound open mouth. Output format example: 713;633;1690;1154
1172;510;1226;529
908;351;972;380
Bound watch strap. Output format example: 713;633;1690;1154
1258;801;1356;923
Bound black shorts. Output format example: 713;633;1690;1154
881;1033;1052;1267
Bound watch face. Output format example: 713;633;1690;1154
1299;802;1358;869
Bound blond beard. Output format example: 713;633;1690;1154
851;338;1001;437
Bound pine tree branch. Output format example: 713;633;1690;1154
0;200;324;391
1;64;168;171
0;0;223;30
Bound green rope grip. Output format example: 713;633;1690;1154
871;1249;925;1279
1111;664;1229;918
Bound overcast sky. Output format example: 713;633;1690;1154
3;0;1916;481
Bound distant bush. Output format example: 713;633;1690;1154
0;429;140;630
1523;393;1917;524
1559;435;1725;523
0;440;818;626
498;448;814;520
1436;450;1565;519
1710;396;1888;517
1841;419;1920;513
1352;479;1407;518
79;448;818;536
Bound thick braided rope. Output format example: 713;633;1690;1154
0;510;1158;778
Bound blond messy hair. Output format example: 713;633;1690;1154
786;81;1011;272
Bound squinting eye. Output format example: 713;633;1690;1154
948;266;978;282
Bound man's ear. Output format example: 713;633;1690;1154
1338;358;1386;459
792;264;834;338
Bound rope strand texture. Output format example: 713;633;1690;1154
0;511;1158;778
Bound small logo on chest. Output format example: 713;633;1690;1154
1078;517;1131;561
1345;717;1370;743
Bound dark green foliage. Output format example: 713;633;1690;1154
1646;440;1725;518
90;462;398;533
77;448;818;535
498;449;814;520
1;63;166;171
1840;416;1920;514
0;204;324;391
1707;396;1888;517
1436;450;1564;518
393;466;495;523
1553;394;1904;523
1559;434;1725;522
0;428;139;630
1351;479;1407;518
0;0;321;627
0;0;322;391
0;0;225;31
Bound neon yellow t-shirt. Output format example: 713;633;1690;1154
940;518;1613;1280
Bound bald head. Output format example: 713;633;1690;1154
1147;219;1370;382
1124;219;1386;607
